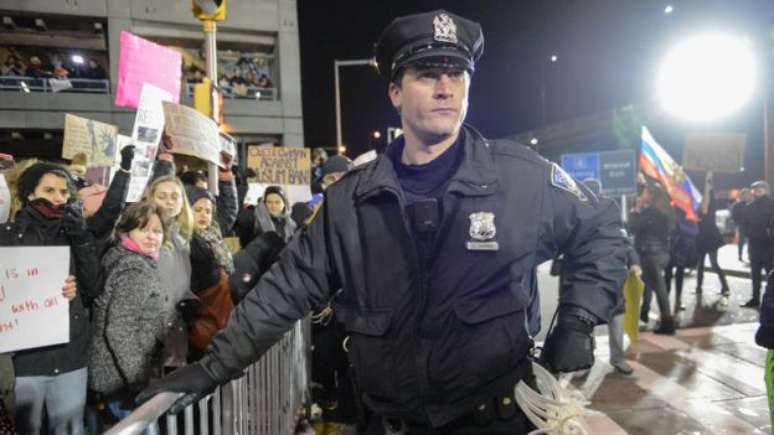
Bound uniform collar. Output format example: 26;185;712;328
354;124;498;202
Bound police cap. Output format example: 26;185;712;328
374;10;484;81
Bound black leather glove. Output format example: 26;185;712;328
190;233;220;293
176;299;201;324
540;316;595;373
62;202;91;244
135;363;217;414
120;145;136;171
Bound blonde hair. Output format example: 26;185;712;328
145;175;194;242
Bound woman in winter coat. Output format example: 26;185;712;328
145;172;196;370
695;181;730;296
235;185;297;247
629;184;676;335
89;201;167;419
0;162;99;435
185;185;235;356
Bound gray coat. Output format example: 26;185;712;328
89;245;166;394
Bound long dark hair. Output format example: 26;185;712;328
112;201;168;246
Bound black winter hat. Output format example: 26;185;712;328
185;185;215;207
321;155;352;177
263;185;289;208
17;162;74;205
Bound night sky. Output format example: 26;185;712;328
297;0;773;186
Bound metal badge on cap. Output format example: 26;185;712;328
433;13;458;43
466;211;499;251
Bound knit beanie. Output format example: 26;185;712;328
185;185;215;207
263;185;289;210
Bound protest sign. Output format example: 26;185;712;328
125;84;173;202
0;175;9;224
163;101;221;166
246;146;311;186
115;31;181;109
0;247;70;353
683;133;746;173
220;133;238;167
61;114;119;165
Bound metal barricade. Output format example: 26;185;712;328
185;82;277;101
105;319;310;435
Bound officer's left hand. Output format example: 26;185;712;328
540;316;595;373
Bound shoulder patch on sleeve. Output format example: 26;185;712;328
551;163;588;202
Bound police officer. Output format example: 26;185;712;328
741;180;774;308
138;10;628;434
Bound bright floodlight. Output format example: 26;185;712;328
657;33;756;122
71;54;84;64
664;5;674;14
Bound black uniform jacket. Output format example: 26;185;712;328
201;126;628;426
0;207;99;377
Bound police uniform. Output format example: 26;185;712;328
141;10;629;434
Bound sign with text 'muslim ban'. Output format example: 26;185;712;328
246;146;311;185
0;246;70;353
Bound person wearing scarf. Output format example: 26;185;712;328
0;162;98;435
89;201;168;420
185;186;235;358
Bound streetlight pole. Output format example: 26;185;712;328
334;58;375;148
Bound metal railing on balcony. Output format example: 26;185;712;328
0;75;110;94
104;319;310;435
185;82;277;101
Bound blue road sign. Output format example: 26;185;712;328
561;150;636;196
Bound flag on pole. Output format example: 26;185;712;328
639;126;702;221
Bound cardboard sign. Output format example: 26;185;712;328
115;31;182;109
162;102;221;166
683;133;746;173
0;175;9;224
247;146;311;186
0;247;70;353
61;114;119;165
126;85;173;202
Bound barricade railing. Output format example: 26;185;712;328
185;82;277;101
105;319;310;435
0;75;110;94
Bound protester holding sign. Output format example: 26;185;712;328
89;201;168;419
0;162;99;435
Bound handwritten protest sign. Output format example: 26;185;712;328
115;31;181;109
163;102;221;166
683;133;746;173
0;247;70;353
61;114;119;165
247;146;311;186
125;84;173;202
0;174;9;224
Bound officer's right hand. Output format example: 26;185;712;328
539;316;595;373
135;363;217;414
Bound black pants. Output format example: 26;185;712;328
366;401;535;435
664;264;685;310
640;252;672;322
749;247;774;302
696;249;729;294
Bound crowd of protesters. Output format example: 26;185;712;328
0;144;360;433
0;140;772;433
1;54;107;80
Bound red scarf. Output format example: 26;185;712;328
29;198;66;220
